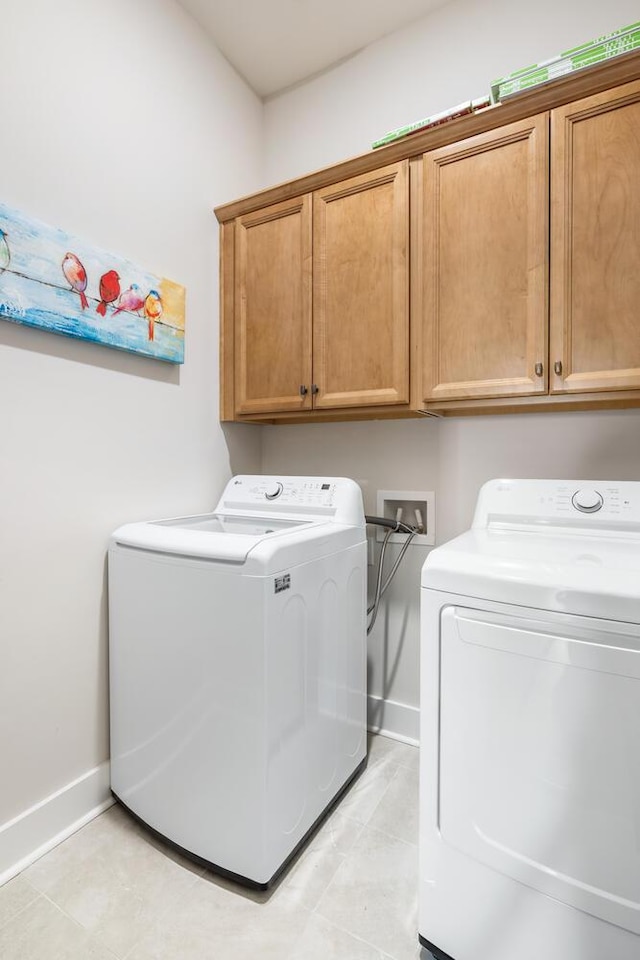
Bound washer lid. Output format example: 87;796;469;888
422;526;640;621
111;512;316;562
156;514;307;535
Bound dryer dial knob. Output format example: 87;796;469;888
571;488;603;513
264;481;284;500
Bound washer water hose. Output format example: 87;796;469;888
365;515;417;635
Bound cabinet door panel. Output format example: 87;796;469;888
421;115;548;401
235;196;312;415
313;162;409;409
551;80;640;394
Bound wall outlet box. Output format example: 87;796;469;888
376;490;435;546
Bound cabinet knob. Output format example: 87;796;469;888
534;362;543;377
299;385;308;396
311;384;319;395
554;361;563;376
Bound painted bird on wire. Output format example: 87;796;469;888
112;283;145;317
0;228;10;274
62;252;89;309
144;289;163;341
96;270;120;316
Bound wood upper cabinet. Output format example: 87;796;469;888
234;195;312;415
418;115;549;402
313;163;409;408
228;161;409;418
550;79;640;394
218;52;640;421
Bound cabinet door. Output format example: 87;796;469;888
235;196;312;415
550;80;640;394
313;162;409;409
420;116;548;401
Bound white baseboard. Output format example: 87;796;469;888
0;762;113;887
367;694;419;745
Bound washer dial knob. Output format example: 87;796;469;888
264;481;284;500
571;488;603;513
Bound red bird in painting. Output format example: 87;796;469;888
112;283;145;317
144;289;163;341
96;270;120;316
62;252;89;309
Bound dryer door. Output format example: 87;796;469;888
439;604;640;934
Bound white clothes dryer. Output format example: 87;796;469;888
420;479;640;960
109;475;367;889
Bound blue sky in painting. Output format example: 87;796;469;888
0;202;184;363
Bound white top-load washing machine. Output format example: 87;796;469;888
109;475;367;889
420;479;640;960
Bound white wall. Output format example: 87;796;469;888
264;0;640;181
261;0;640;737
0;0;263;874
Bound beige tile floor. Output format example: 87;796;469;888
0;735;431;960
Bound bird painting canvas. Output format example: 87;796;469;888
0;202;185;363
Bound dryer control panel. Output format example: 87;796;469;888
473;479;640;529
215;475;366;527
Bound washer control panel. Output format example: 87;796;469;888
214;476;367;528
247;478;337;508
264;481;284;500
475;479;640;528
